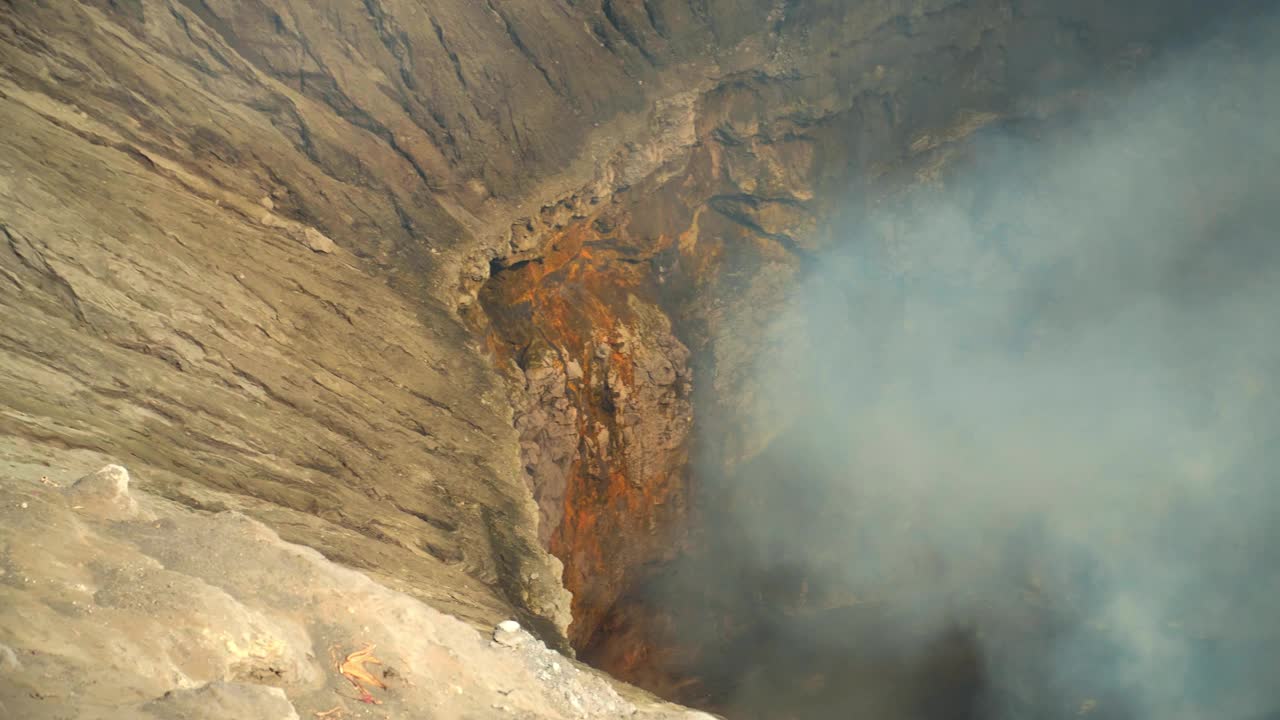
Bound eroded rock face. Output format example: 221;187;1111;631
1;0;609;649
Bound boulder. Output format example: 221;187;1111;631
64;464;144;521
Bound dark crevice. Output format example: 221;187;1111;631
293;36;440;191
642;0;667;38
1;225;90;326
390;195;419;239
407;388;490;437
165;6;231;75
484;0;560;95
706;195;818;267
430;17;469;92
396;504;460;533
361;0;408;64
602;0;657;64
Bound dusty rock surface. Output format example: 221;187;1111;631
0;461;714;720
1;0;582;648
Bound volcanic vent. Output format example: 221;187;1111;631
474;3;1280;718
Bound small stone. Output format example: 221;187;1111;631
259;195;274;210
258;211;288;229
303;227;336;254
564;360;584;380
493;619;525;647
64;464;142;520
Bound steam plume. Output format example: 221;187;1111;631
688;11;1280;719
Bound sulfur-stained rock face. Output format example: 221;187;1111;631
481;217;696;650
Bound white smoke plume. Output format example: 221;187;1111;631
693;10;1280;719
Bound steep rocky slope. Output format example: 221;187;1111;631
0;0;1262;717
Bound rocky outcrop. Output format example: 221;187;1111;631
0;462;714;720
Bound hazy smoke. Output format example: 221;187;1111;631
693;11;1280;719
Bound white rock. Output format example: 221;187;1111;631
564;359;584;380
65;464;143;520
493;619;525;647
